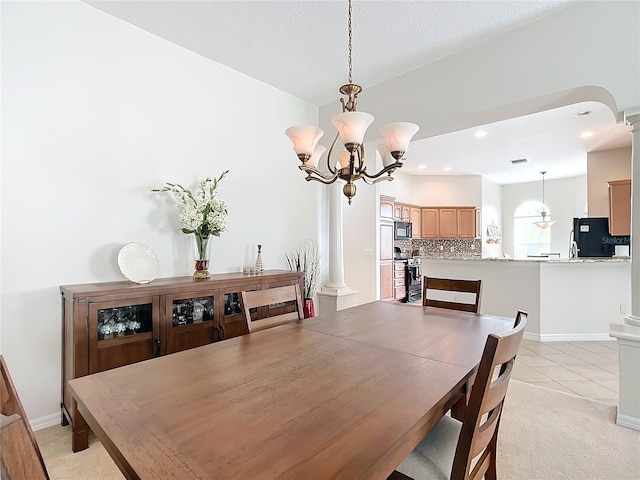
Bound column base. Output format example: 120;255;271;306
624;314;640;327
609;321;640;431
316;288;358;314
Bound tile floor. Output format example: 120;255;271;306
515;339;619;405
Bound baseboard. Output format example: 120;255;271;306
30;412;60;432
616;410;640;431
524;332;616;342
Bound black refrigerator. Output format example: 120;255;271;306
572;217;630;257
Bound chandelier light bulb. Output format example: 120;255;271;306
305;145;326;169
380;122;420;159
336;150;351;169
331;111;374;150
285;125;324;159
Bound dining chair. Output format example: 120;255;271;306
389;311;527;480
422;277;482;313
1;355;49;479
241;284;304;333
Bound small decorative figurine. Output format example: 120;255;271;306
255;244;264;273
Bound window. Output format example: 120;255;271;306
514;201;551;258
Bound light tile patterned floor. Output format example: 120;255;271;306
516;339;619;405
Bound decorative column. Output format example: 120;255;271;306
317;182;357;314
609;107;640;431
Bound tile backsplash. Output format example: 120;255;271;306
394;238;481;258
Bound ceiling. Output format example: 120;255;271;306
85;0;631;185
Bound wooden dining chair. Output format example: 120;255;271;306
1;355;49;479
241;284;304;333
422;277;482;313
389;311;527;480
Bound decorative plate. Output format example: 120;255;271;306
117;243;159;284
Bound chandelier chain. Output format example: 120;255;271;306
347;0;352;84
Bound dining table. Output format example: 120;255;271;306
68;301;515;480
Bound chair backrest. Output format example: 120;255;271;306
241;284;304;333
450;311;527;480
422;277;482;313
1;355;49;479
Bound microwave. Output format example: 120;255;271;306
394;221;412;240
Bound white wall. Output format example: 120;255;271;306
1;1;322;423
540;262;631;338
481;177;503;258
321;1;640;142
410;175;482;206
502;176;587;258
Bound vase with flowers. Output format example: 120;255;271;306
286;240;321;318
153;171;229;279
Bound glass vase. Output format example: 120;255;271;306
193;234;212;279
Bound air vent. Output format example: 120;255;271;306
510;158;528;164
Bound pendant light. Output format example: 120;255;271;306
534;171;556;229
285;0;419;205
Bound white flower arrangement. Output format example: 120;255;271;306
153;171;229;258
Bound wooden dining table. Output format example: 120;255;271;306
68;301;515;480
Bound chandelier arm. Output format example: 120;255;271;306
325;132;342;175
299;164;340;182
304;173;341;185
361;175;394;185
360;161;403;180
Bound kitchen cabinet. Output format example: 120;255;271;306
421;208;439;238
380;195;395;220
439;208;458;238
393;203;411;221
410;207;422;239
393;261;406;300
419;207;481;239
61;270;303;452
380;222;394;299
457;207;480;238
608;179;631;236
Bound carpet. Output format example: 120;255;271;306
35;380;639;479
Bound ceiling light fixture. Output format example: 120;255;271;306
285;0;419;204
418;165;427;170
574;110;592;117
580;131;594;138
443;167;452;172
475;130;488;138
534;171;556;229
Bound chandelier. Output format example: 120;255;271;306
285;0;419;204
534;171;556;229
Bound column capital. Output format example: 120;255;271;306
624;107;640;127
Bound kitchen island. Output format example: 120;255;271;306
419;257;631;341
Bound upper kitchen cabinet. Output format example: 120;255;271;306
608;179;631;236
380;195;395;220
420;207;481;239
393;203;411;221
457;207;481;238
420;208;439;238
410;207;421;238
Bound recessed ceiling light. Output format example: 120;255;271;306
580;131;594;138
443;167;452;172
510;158;528;164
418;165;427;169
475;130;488;138
574;110;592;117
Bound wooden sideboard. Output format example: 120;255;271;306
60;270;304;452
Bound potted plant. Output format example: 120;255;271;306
286;240;320;318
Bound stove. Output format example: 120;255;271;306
403;258;422;303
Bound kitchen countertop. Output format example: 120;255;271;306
416;256;631;263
